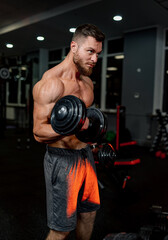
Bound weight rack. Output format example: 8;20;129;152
150;109;168;158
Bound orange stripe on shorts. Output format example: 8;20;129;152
66;158;100;218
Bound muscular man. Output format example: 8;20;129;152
33;23;105;240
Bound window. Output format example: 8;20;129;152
105;38;124;109
106;55;123;109
49;49;62;62
8;68;19;103
48;48;63;69
7;66;28;105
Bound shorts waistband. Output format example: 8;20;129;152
46;145;90;156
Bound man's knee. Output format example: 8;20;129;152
46;229;70;240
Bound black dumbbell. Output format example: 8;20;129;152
50;95;107;143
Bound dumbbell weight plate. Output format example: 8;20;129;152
76;108;108;143
0;68;10;79
50;95;86;135
98;143;116;165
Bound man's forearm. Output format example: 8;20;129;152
33;123;61;143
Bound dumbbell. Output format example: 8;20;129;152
97;143;116;165
50;95;107;143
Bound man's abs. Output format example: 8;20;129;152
48;135;87;149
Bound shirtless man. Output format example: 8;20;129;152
33;24;105;240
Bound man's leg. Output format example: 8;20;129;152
46;229;70;240
76;211;96;240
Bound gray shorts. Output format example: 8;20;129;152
44;145;100;232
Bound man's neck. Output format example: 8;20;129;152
76;72;81;79
60;52;81;80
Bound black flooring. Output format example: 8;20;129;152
0;128;168;240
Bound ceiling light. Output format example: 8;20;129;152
114;55;124;59
113;15;122;21
107;67;118;71
6;43;13;48
21;66;27;70
69;28;76;33
37;36;44;41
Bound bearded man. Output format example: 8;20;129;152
33;23;105;240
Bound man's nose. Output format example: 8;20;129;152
91;54;98;63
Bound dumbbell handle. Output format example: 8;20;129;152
76;107;107;143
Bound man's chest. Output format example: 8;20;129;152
63;80;93;107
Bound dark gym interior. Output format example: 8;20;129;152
1;0;168;239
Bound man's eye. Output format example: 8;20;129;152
88;50;93;54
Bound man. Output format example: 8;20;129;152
33;23;105;240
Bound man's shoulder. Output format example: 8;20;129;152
33;70;64;104
42;66;60;81
36;66;62;87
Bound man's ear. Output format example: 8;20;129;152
71;41;78;53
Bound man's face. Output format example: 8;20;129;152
73;36;102;76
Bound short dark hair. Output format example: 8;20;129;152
72;23;105;42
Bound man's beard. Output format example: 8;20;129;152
73;54;93;76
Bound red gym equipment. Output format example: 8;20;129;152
113;106;141;188
96;106;141;190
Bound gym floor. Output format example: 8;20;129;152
0;128;168;240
